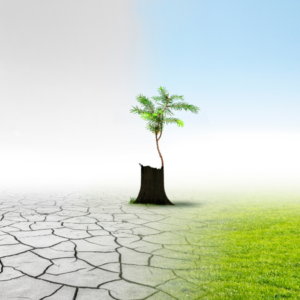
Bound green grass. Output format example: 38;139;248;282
127;192;300;299
129;196;136;204
195;198;300;299
128;196;160;207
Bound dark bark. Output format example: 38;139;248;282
134;163;174;205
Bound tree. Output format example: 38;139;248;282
130;86;200;205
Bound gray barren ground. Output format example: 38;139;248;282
0;188;212;300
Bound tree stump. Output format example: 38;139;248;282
134;163;174;205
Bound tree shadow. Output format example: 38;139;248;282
170;201;204;207
127;198;205;207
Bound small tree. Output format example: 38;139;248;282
130;86;200;205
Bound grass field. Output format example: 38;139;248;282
129;191;300;299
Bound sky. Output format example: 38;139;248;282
1;0;300;194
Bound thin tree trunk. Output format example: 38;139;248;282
155;131;164;167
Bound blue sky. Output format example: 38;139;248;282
0;0;299;192
131;0;300;133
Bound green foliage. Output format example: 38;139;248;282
176;119;184;127
130;86;200;135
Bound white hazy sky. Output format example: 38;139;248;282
1;0;300;193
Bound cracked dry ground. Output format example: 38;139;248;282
0;189;209;300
